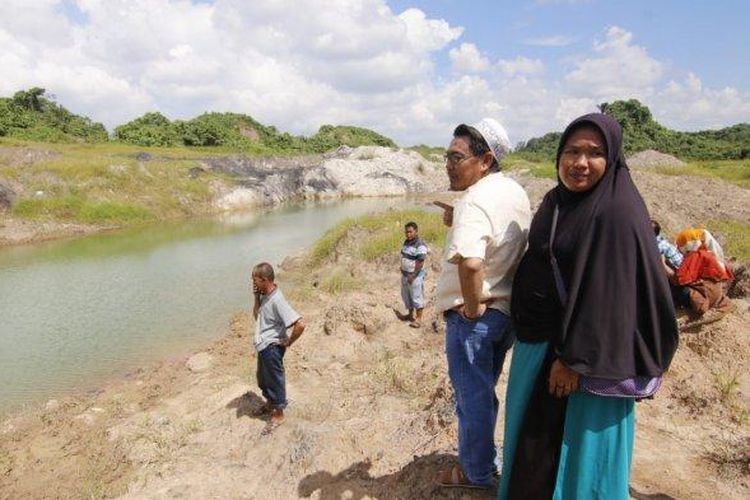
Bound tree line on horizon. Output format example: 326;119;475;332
0;88;747;160
0;88;395;155
515;99;750;161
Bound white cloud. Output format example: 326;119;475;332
555;97;598;125
449;43;490;74
654;73;750;131
496;56;545;77
523;35;574;47
0;5;746;146
565;26;663;99
398;8;463;52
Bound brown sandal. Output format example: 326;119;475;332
434;465;490;490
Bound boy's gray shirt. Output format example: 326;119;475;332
254;287;301;352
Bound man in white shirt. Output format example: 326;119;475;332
433;119;531;489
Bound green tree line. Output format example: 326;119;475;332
0;88;108;143
0;88;396;154
516;99;749;161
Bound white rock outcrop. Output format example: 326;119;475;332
205;146;443;210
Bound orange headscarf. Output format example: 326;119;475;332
676;228;705;254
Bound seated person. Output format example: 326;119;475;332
652;220;683;270
673;228;733;317
651;220;686;306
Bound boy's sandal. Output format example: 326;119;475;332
434;465;489;490
409;321;421;328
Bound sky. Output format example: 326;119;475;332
1;0;748;146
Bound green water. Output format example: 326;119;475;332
0;198;393;413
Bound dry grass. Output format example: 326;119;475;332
705;435;750;482
320;268;358;295
654;159;750;188
0;138;220;225
707;220;750;264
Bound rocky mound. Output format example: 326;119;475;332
206;146;444;210
627;149;687;168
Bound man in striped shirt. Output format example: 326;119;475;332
400;221;429;328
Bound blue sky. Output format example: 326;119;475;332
388;0;749;88
2;0;748;146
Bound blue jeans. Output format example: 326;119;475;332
445;308;515;487
256;344;287;409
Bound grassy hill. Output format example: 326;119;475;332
0;88;396;154
0;88;108;143
516;99;749;161
114;112;396;154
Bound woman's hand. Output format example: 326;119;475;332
548;358;579;398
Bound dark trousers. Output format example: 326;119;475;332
256;344;287;409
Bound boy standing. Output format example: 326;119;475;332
400;221;429;328
251;262;305;427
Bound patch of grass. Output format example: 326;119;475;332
312;209;446;263
713;366;749;425
372;349;412;394
714;368;741;404
320;269;357;295
654;159;750;188
13;196;154;224
0;446;13;476
705;435;750;480
706;220;750;263
311;219;356;263
78;201;154;224
73;429;132;500
1;139;220;225
408;144;444;162
13;195;82;220
504;154;556;179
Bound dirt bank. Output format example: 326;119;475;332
0;169;748;499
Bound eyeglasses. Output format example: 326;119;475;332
443;152;476;167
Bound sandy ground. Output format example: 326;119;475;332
0;169;748;499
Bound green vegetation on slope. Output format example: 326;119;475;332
516;99;749;161
0;88;108;143
408;145;444;162
312;209;446;263
503;154;557;179
653;159;750;189
0;140;217;225
115;112;396;153
0;88;398;153
707;220;750;264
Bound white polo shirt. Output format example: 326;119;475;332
435;172;531;315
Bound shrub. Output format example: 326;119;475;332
114;112;179;147
0;88;108;143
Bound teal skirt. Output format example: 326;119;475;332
498;341;635;500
